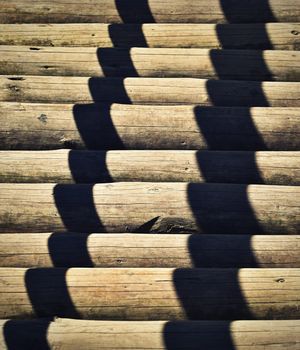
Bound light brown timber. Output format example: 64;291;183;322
0;150;299;185
0;23;299;50
0;0;298;23
0;267;299;319
0;319;299;349
1;103;299;151
0;76;299;106
0;183;299;234
0;233;299;268
1;46;299;81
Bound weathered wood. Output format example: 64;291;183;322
1;103;299;151
1;150;299;185
0;233;299;268
1;76;299;106
1;46;299;81
0;0;298;23
0;183;298;234
1;319;299;350
0;267;299;319
0;23;299;50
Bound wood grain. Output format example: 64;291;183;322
1;76;299;106
0;233;299;268
0;267;299;319
0;183;299;233
0;319;299;349
0;150;299;185
0;0;298;23
0;23;299;50
1;103;299;150
1;46;299;81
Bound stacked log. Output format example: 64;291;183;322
0;267;299;320
1;76;299;105
0;183;299;234
1;46;299;81
0;150;299;185
0;233;299;268
0;0;298;23
1;319;299;350
0;23;299;50
1;104;299;151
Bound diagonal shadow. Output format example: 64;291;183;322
167;1;275;349
188;0;272;234
3;2;155;350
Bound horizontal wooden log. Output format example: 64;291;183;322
1;319;299;350
0;267;299;319
0;183;299;234
0;0;298;23
1;103;299;151
0;233;299;268
1;46;299;81
0;23;299;50
0;150;299;185
1;76;299;106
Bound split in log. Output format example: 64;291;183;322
0;319;299;350
1;76;300;106
0;183;299;233
0;0;298;23
1;103;299;151
1;46;299;81
0;233;299;268
0;267;299;320
0;150;299;185
0;23;299;50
